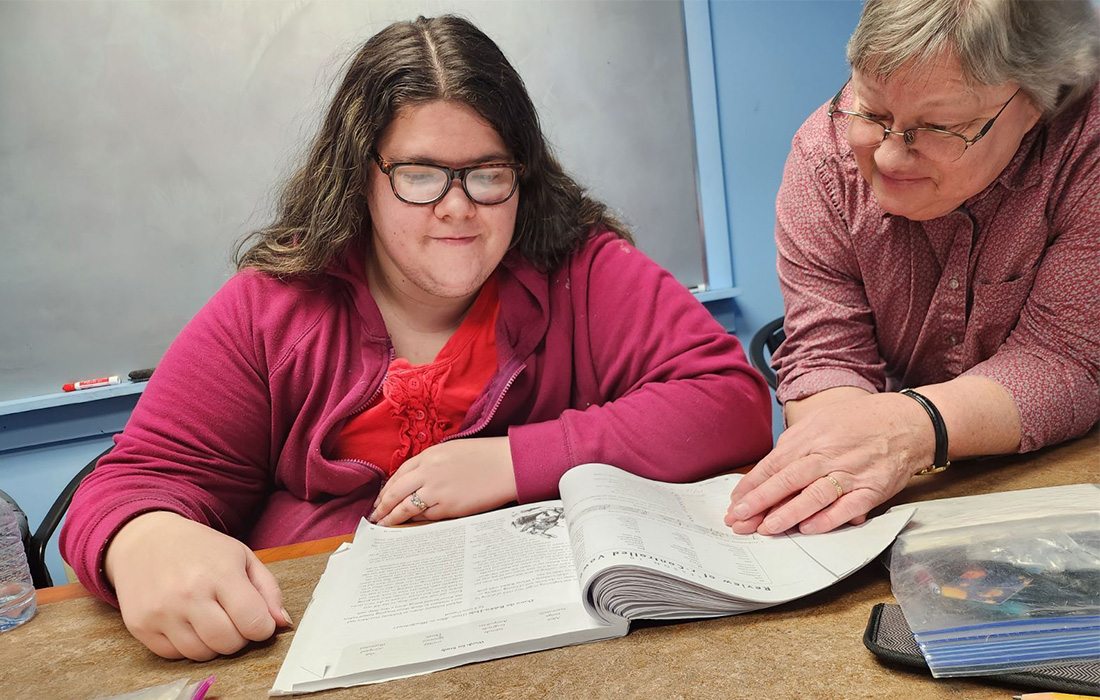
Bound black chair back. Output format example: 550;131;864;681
26;446;112;588
748;316;785;391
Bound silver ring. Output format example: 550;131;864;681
409;490;429;511
824;474;844;499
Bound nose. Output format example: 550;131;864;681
433;176;477;218
873;131;917;171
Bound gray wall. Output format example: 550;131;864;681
0;0;703;402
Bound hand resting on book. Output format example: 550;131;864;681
370;436;518;526
105;511;292;661
725;391;928;536
725;376;1025;536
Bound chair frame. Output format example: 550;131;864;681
748;316;786;391
26;446;112;588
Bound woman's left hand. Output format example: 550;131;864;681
369;436;518;526
725;392;932;536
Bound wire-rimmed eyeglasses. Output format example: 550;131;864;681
827;80;1021;163
374;154;523;205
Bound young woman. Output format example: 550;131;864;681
61;15;772;661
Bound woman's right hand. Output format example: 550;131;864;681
104;511;291;661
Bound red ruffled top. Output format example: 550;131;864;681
334;278;500;475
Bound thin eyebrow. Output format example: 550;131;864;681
851;98;990;134
390;153;514;167
854;78;963;109
853;82;1005;124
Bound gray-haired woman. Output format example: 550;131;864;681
727;0;1099;536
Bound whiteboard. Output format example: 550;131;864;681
0;0;704;402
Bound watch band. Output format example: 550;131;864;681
900;388;950;475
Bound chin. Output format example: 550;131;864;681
420;273;492;300
872;186;957;221
878;201;933;221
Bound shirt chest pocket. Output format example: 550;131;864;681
966;264;1040;359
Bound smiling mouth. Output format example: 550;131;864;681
878;171;927;184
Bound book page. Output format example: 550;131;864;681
559;464;913;607
273;501;625;694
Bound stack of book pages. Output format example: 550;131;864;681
272;463;915;695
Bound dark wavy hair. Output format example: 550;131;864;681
236;15;629;277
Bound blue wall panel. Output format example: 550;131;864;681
710;0;862;339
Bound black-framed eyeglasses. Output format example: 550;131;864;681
373;153;523;205
827;80;1021;163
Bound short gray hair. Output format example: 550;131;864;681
848;0;1100;118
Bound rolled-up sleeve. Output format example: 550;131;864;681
772;133;885;404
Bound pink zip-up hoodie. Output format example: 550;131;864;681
61;230;773;604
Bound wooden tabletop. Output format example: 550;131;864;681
3;431;1096;699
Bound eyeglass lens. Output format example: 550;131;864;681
830;92;968;163
391;164;517;204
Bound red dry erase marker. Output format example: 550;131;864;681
62;375;121;392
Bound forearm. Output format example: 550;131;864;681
784;386;871;426
913;375;1022;461
61;276;278;601
784;375;1020;469
511;374;773;502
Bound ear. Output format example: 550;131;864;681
1017;90;1044;130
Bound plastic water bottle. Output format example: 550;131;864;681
0;500;36;631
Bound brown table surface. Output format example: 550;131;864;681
2;431;1096;699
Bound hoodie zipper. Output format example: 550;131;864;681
442;362;524;442
331;345;394;481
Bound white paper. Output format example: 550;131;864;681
559;464;914;614
273;464;915;694
272;504;625;695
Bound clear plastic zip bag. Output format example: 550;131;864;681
94;675;216;700
889;512;1100;678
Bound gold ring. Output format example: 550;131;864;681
824;474;844;499
409;491;429;511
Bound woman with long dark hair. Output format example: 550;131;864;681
62;16;772;661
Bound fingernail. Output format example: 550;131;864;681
368;509;378;523
731;503;750;519
760;517;777;534
281;608;294;628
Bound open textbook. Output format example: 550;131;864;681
272;464;915;695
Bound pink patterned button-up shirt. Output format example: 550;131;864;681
772;86;1098;452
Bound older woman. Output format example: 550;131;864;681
727;0;1099;536
61;16;772;661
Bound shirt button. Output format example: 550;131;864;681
948;335;958;345
415;409;426;420
409;379;420;389
948;277;959;290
